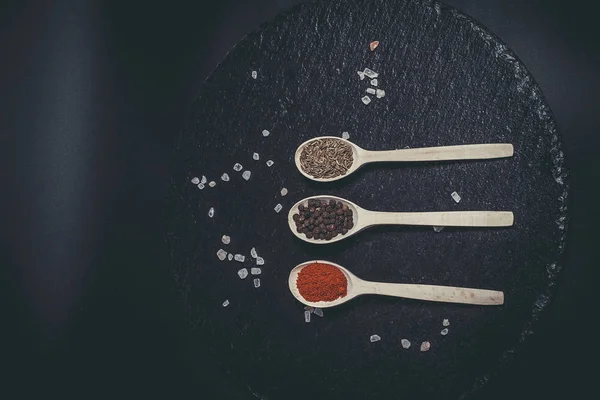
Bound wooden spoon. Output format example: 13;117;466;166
294;136;514;182
289;260;504;308
288;195;514;244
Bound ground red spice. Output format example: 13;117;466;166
296;262;348;302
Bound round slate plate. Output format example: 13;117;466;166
166;0;568;398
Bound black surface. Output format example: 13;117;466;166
1;0;599;399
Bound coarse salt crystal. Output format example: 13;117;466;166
221;235;231;244
370;78;378;87
242;170;251;180
253;152;260;160
197;183;205;190
250;247;257;258
401;339;411;349
256;257;264;266
357;71;365;80
376;89;385;98
227;253;234;261
222;299;229;307
451;191;461;203
314;308;323;317
233;163;243;172
216;249;227;261
280;188;288;196
208;181;216;187
200;176;207;184
342;131;350;140
208;207;215;218
363;68;378;78
253;278;260;288
370;334;381;343
361;95;372;105
433;226;444;232
420;341;431;352
191;177;200;185
262;129;270;137
221;173;230;182
266;160;274;167
304;310;311;322
251;267;261;275
251;70;257;79
304;306;314;313
237;268;248;279
234;254;245;262
443;319;450;326
369;41;380;51
274;203;283;213
366;88;376;95
441;328;449;336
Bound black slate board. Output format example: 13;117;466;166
166;0;568;398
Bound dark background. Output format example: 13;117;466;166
1;0;598;398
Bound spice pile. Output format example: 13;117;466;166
292;198;354;240
296;262;348;302
299;138;354;179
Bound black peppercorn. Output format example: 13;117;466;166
306;232;313;239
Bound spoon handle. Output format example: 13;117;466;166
361;144;513;163
364;211;514;227
360;282;504;305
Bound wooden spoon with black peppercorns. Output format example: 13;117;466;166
287;195;514;244
294;136;514;182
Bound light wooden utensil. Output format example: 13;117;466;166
289;260;504;308
294;136;514;182
288;195;514;244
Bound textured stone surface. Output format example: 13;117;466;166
166;0;568;398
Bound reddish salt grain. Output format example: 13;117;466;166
370;41;379;51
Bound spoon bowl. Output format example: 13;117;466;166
295;136;514;182
289;260;505;308
288;195;514;244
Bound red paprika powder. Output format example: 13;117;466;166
296;262;348;302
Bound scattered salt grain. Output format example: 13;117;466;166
253;278;261;288
221;173;230;182
366;88;376;95
208;181;216;187
221;235;231;244
253;152;260;160
250;247;257;258
228;253;234;261
370;334;381;343
341;131;350;140
222;299;229;307
443;319;450;326
420;341;431;352
369;41;379;51
376;89;386;98
208;207;215;218
357;71;365;80
363;68;378;78
370;79;378;87
304;310;311;323
441;328;449;336
266;160;274;167
280;188;288;196
304;306;314;312
251;267;261;275
191;177;200;185
451;191;461;203
197;183;205;190
200;176;207;184
361;95;372;105
274;203;283;213
216;249;227;261
233;163;243;172
433;226;444;232
242;170;251;180
251;70;257;79
401;339;411;349
314;308;323;317
262;129;270;137
234;254;245;262
256;257;265;266
237;268;248;279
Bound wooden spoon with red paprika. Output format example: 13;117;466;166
288;260;504;308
